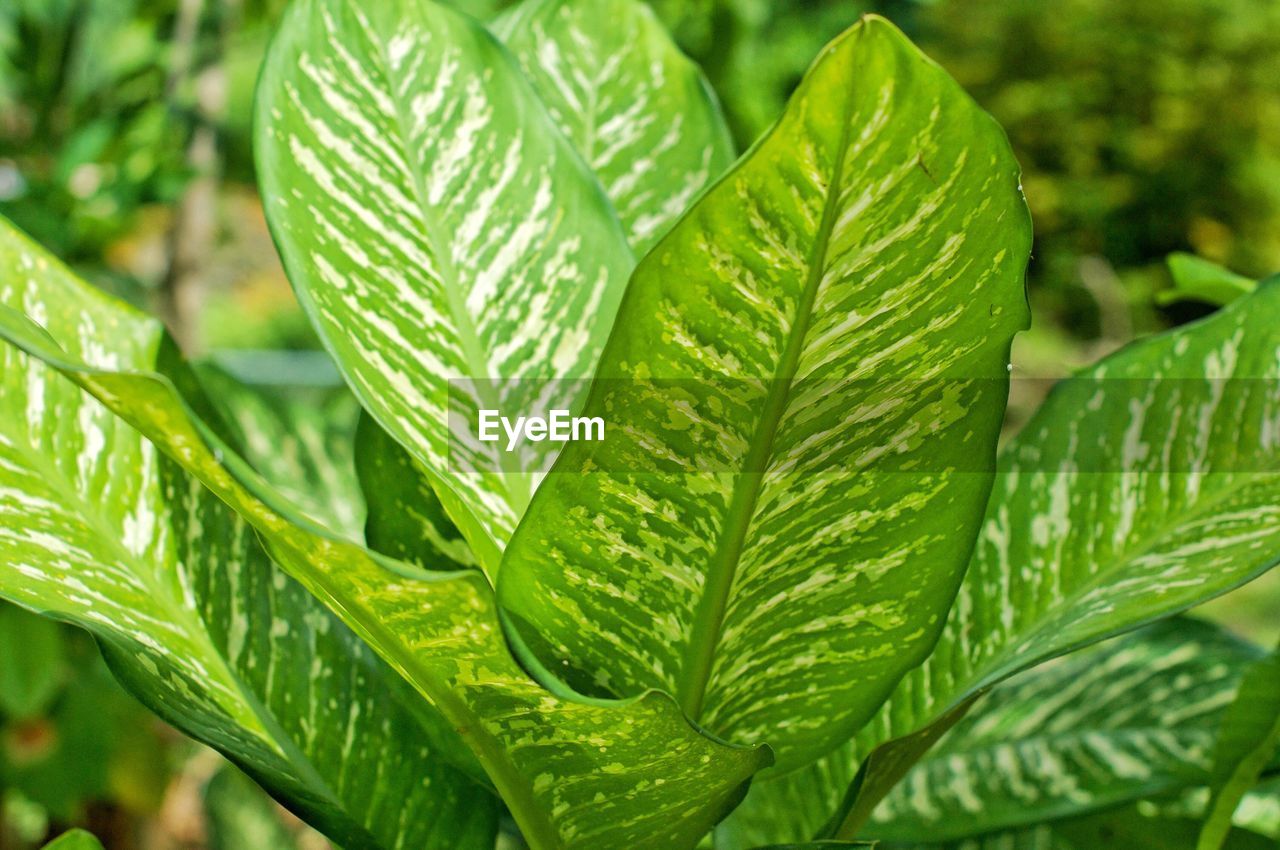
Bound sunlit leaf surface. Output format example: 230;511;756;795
0;221;498;850
494;0;735;254
257;0;635;573
499;15;1031;770
0;221;771;850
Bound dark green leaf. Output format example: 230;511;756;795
355;412;477;572
1199;639;1280;850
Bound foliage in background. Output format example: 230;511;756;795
917;0;1280;339
6;0;1280;346
0;603;169;847
1199;641;1280;850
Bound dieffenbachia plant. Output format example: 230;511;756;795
0;1;1277;848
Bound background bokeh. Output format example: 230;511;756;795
2;0;1278;846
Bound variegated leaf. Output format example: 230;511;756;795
497;15;1031;770
1199;638;1280;850
256;0;635;574
831;275;1280;839
869;619;1270;842
492;0;736;254
355;411;478;572
714;620;1267;847
0;222;497;850
1176;779;1280;842
879;804;1276;850
712;749;857;848
0;233;771;850
194;363;365;539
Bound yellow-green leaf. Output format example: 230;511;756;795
0;224;771;850
498;15;1031;770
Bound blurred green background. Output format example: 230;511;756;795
2;0;1278;846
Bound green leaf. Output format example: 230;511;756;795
0;232;771;849
345;0;737;573
868;619;1270;842
716;620;1266;847
880;804;1277;850
256;0;635;574
497;14;1031;770
817;698;979;844
831;276;1280;838
1159;779;1280;841
0;603;64;719
204;766;301;850
193;364;366;540
41;831;105;850
0;222;497;850
749;844;874;849
712;754;857;849
492;0;736;254
1199;639;1280;850
355;412;478;572
1159;253;1257;307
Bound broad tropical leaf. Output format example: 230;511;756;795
749;844;873;849
498;15;1031;769
832;275;1280;838
712;751;857;849
715;620;1267;847
493;0;736;254
256;0;635;574
0;230;771;850
869;619;1270;842
879;805;1276;850
1199;639;1280;850
0;223;497;849
1158;254;1257;307
194;363;365;539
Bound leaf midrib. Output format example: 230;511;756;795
364;7;534;521
674;79;859;721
